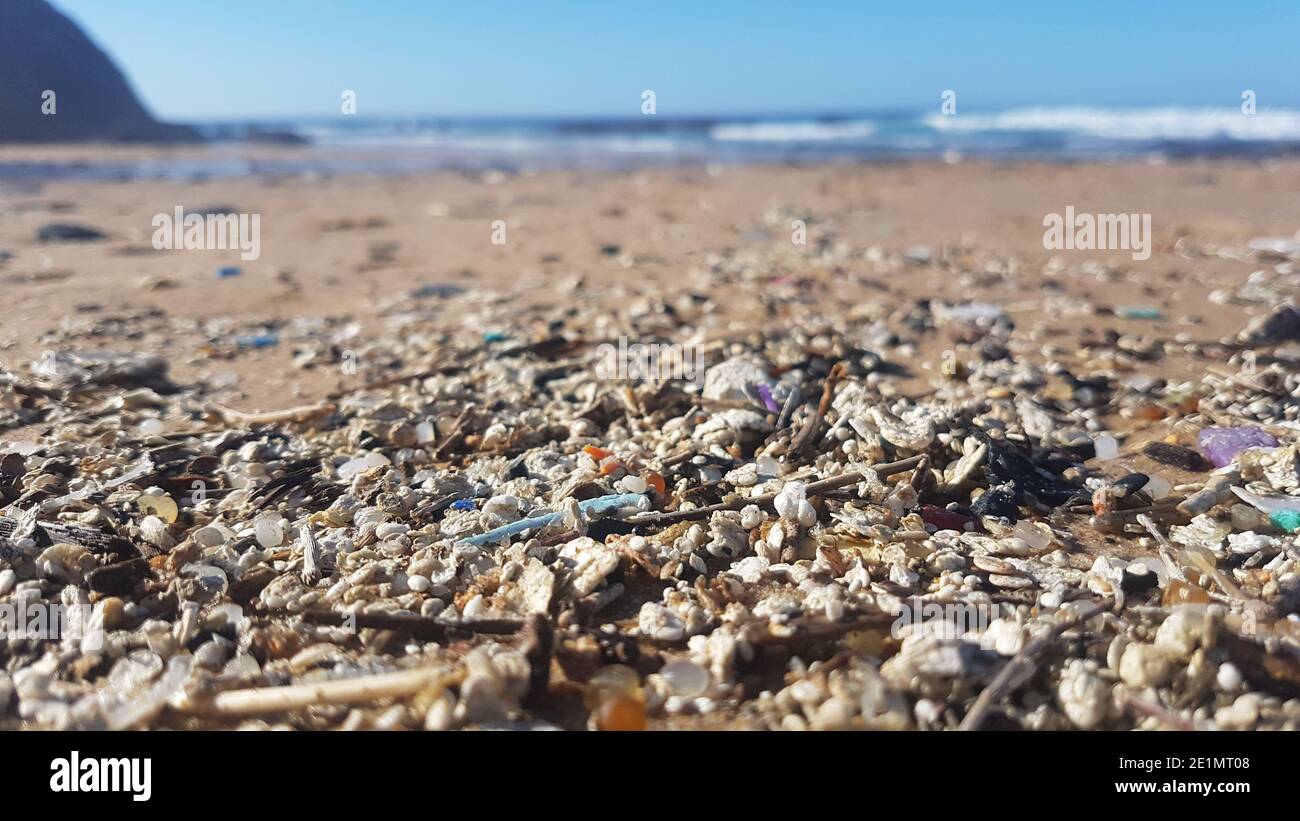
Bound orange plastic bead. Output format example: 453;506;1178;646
644;471;666;497
1134;404;1166;421
595;694;647;731
583;445;613;461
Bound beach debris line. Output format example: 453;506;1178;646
2;233;1300;732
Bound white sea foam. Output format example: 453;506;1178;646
299;128;678;153
924;106;1300;141
709;119;877;142
296;129;547;152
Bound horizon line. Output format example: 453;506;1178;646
173;102;1300;125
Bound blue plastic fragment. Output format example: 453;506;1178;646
411;283;464;299
457;493;646;547
234;333;279;349
450;499;476;511
1116;306;1163;320
217;266;242;279
483;331;507;343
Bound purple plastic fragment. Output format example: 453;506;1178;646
755;383;780;413
1197;427;1279;468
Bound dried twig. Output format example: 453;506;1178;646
297;525;325;586
209;400;336;427
0;513;134;556
1136;513;1187;583
325;364;464;400
1205;364;1288;397
788;361;847;459
519;614;555;702
183;666;454;717
432;404;475;460
1118;691;1197;730
299;608;524;640
958;600;1109;731
745;612;896;648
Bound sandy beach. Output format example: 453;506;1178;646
3;145;1300;733
3;154;1298;414
12;0;1300;801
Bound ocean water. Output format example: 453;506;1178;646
6;106;1300;180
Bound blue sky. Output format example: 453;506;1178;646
53;0;1300;120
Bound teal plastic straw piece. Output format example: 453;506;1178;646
457;493;646;547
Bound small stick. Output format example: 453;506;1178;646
776;386;802;430
539;528;582;547
519;614;555;703
660;449;697;469
959;600;1109;731
300;608;523;639
908;454;931;495
298;525;325;586
788;361;846;459
1205;365;1288;398
0;513;134;556
325;364;464;399
745;612;896;648
1065;498;1185;516
183;667;452;717
433;404;475;459
1135;513;1187;583
637;611;897;649
209;400;336;427
1118;691;1197;731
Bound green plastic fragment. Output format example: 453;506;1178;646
1270;509;1300;533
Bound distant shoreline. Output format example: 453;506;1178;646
2;129;1300;183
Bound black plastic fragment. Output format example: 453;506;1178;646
971;482;1020;521
978;433;1080;508
1142;441;1211;472
1112;472;1150;498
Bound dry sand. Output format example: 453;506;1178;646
2;150;1299;730
1;153;1297;417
